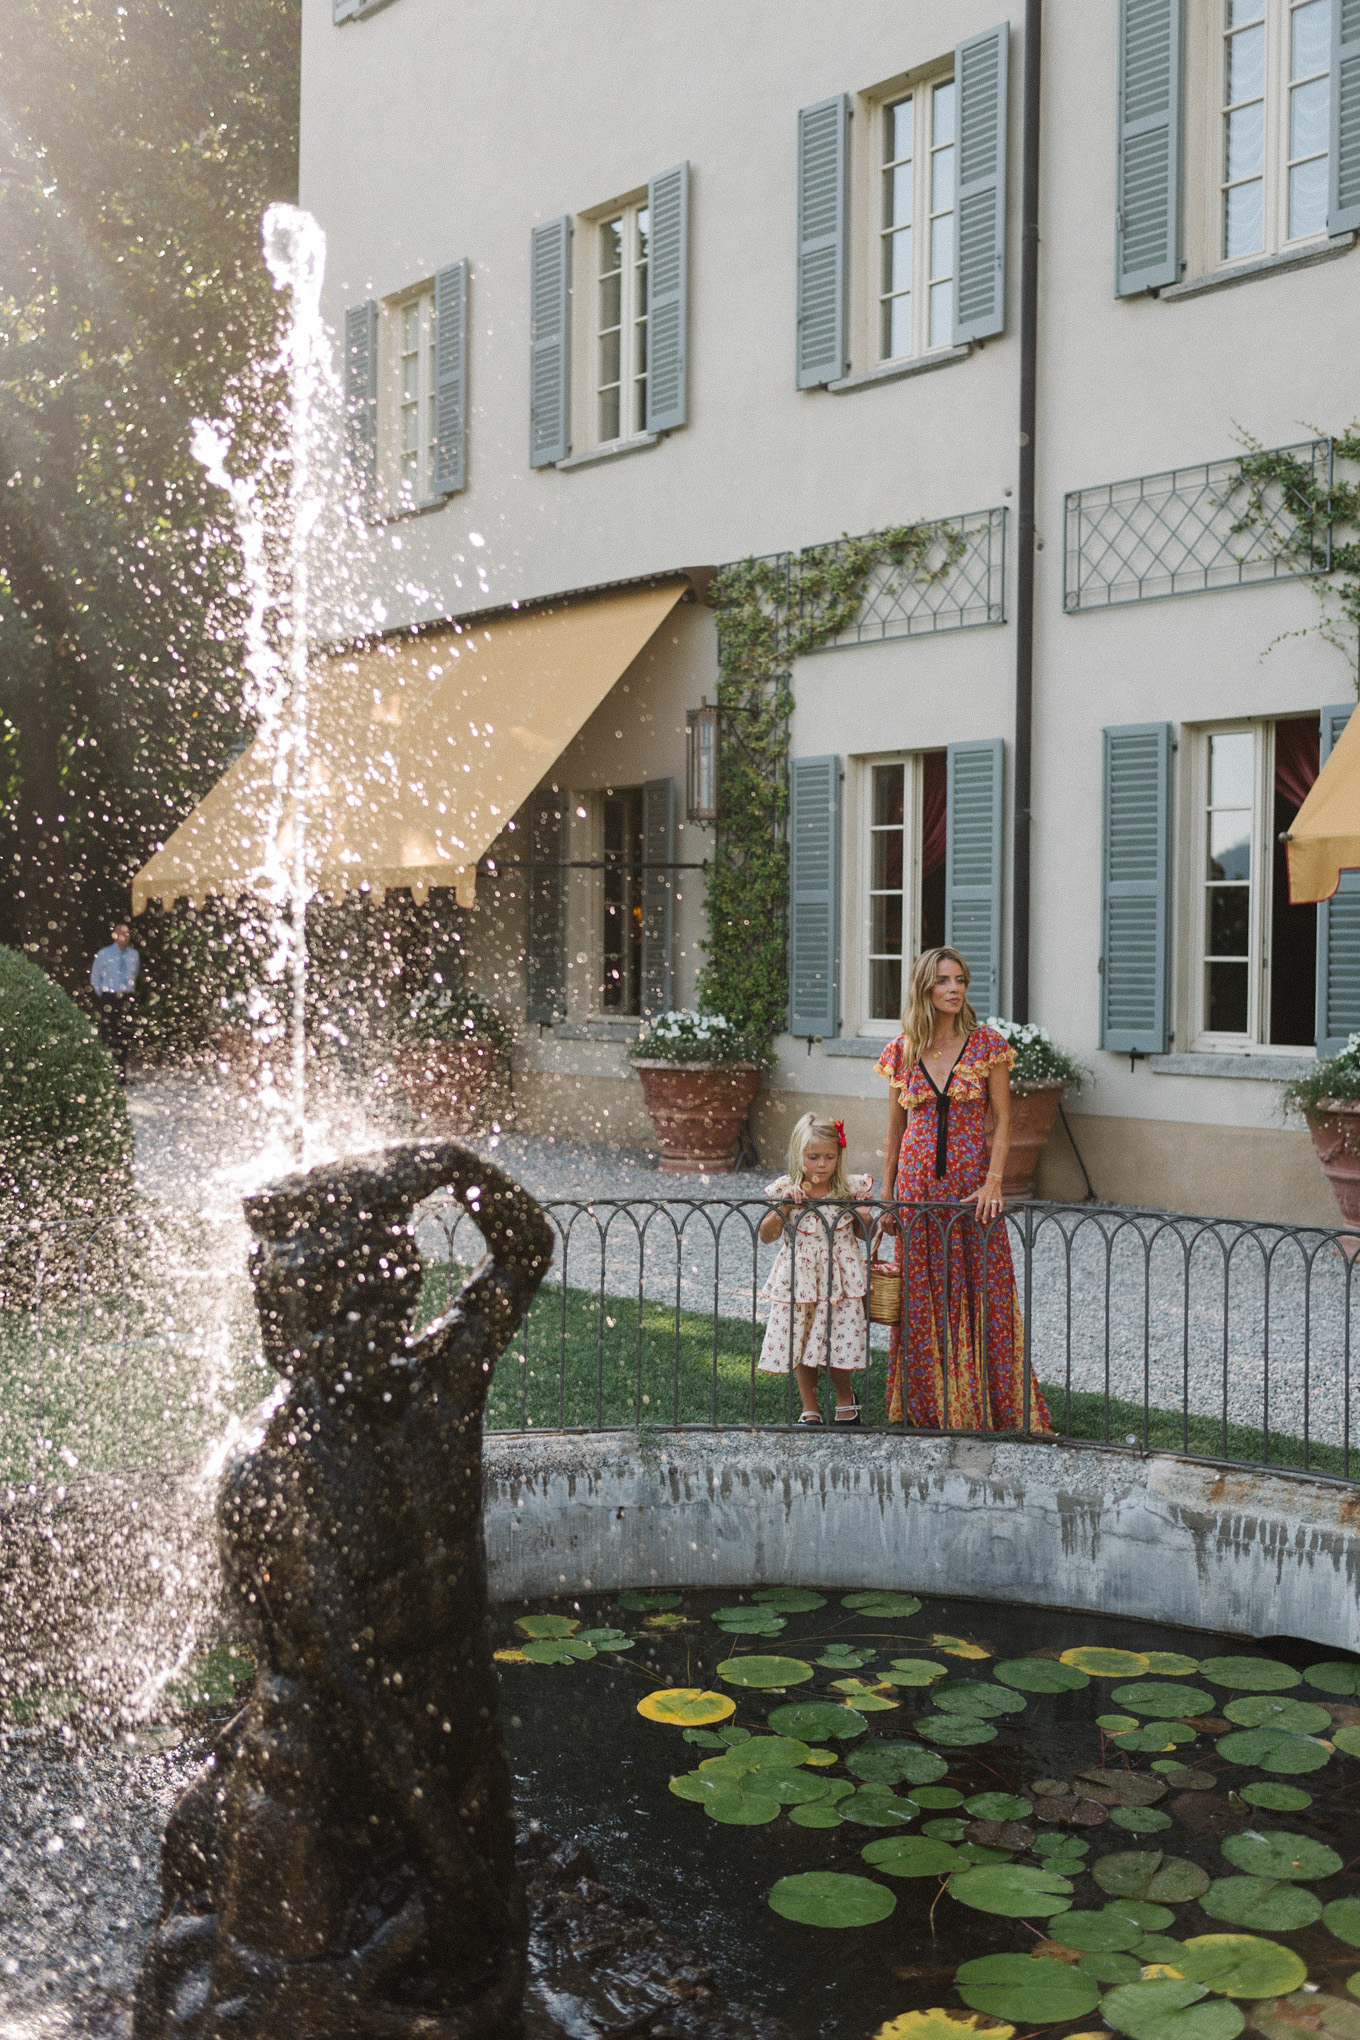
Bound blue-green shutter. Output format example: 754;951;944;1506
433;259;467;495
526;794;566;1023
530;217;571;468
1100;723;1173;1052
1316;705;1360;1053
945;740;1004;1019
333;0;361;19
1330;0;1360;234
344;299;377;509
796;95;850;389
953;23;1010;344
641;778;676;1016
1115;0;1183;294
789;756;841;1037
645;163;689;434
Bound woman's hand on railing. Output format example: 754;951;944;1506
974;1172;1005;1224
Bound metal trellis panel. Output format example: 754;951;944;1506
806;507;1007;648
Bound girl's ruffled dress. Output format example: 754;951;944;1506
757;1175;874;1374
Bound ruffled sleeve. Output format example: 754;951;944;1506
848;1173;874;1196
764;1174;795;1199
875;1036;905;1084
973;1024;1017;1075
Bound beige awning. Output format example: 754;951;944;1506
133;578;689;916
1288;707;1360;904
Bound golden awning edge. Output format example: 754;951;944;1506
1287;703;1360;904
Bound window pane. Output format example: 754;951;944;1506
598;386;620;443
1225;98;1265;178
1210;730;1255;807
1209;815;1252;881
1225;176;1264;256
635;207;650;260
930;213;954;281
883;291;912;359
873;764;905;828
403;352;419;402
932;79;956;145
870;958;903;1021
883;224;912;294
1228;0;1265;23
929;277;954;346
887;96;914;163
884;160;913;229
600;217;622;275
634;316;648;377
1207;960;1250;1032
1208;884;1251;955
598;328;621;390
1292;0;1331;77
1226;20;1266;101
871;892;904;957
1290;74;1330;158
1290;152;1329;236
403;302;419;349
872;829;904;893
598;270;621;330
931;142;956;214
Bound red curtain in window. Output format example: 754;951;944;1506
921;750;947;875
1275;716;1320;815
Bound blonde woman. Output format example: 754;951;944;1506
757;1114;875;1425
877;947;1051;1433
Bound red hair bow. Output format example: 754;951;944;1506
833;1119;846;1148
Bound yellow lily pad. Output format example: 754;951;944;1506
515;1614;580;1639
637;1687;736;1726
493;1648;530;1664
876;2015;1014;2040
1060;1648;1152;1678
933;1635;993;1660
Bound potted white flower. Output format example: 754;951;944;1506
390;989;513;1137
985;1017;1088;1199
1282;1034;1360;1234
630;1009;767;1175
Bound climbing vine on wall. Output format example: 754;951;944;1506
697;523;966;1049
1231;429;1360;684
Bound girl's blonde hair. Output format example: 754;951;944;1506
900;946;978;1067
787;1113;851;1198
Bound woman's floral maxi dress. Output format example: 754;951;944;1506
876;1027;1051;1431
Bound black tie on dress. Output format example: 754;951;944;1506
920;1061;956;1181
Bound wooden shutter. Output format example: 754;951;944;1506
1316;705;1360;1053
953;23;1010;344
945;740;1004;1019
433;259;468;495
1100;723;1173;1052
645;163;689;433
1330;0;1360;234
344;299;377;509
530;217;571;468
525;794;566;1023
640;778;676;1016
788;756;841;1037
1115;0;1183;295
796;95;850;389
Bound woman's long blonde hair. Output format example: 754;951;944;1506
900;946;978;1067
787;1113;851;1198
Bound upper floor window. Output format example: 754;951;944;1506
1221;0;1331;261
878;77;957;360
393;291;436;507
596;203;649;446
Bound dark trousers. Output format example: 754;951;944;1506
96;993;135;1076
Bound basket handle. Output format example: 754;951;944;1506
869;1217;899;1270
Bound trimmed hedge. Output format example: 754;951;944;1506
0;946;134;1219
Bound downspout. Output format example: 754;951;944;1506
1012;0;1042;1022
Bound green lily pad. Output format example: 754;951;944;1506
880;1659;948;1686
947;1864;1075;1918
1199;1658;1301;1692
1138;1936;1189;1962
1112;1681;1216;1719
917;1715;998;1746
617;1591;681;1611
1034;1834;1092;1862
1305;1661;1360;1697
956;1843;1017;1865
713;1607;787;1634
1222;1695;1331;1733
577;1628;635;1651
923;1816;969;1840
752;1587;826;1611
861;1835;965;1877
1174;1934;1308;1999
956;1953;1101;2024
1145;1655;1202;1677
1215;1727;1330;1774
913;1787;964;1808
720;1725;752;1743
1119;1903;1178;1930
1349;1977;1360;2003
1111;1807;1174;1834
818;1647;877;1669
515;1613;580;1638
994;1656;1091;1693
1115;1726;1197;1754
728;1735;815;1772
1101;1715;1144;1733
682;1729;729;1748
1325;1898;1360;1949
718;1656;815;1689
706;1789;781;1824
1220;1830;1342;1881
1080;1952;1149;1985
839;1788;920;1828
1062;1648;1152;1678
1335;1725;1360;1757
841;1591;922;1616
768;1700;868;1742
1093;1852;1211;1902
1199;1878;1324;1931
789;1801;844;1829
768;1871;896;1927
1047;1908;1150;1952
1078;1771;1169;1807
1239;1782;1312;1810
847;1691;903;1713
1153;1762;1215;1788
933;1681;1028;1719
848;1741;947;1786
520;1637;596;1663
1100;1978;1245;2040
964;1793;1033;1820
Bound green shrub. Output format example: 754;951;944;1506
0;946;134;1219
1282;1034;1360;1114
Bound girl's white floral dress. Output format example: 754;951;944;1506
757;1175;874;1374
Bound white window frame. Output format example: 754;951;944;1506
853;753;921;1038
591;199;650;451
858;65;958;369
379;283;438;513
1196;0;1334;271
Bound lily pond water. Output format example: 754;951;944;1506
494;1587;1360;2040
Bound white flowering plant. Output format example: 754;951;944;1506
632;1008;771;1070
986;1017;1087;1090
1283;1032;1360;1113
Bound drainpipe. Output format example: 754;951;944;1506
1012;0;1042;1024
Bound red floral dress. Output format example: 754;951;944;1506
876;1026;1051;1432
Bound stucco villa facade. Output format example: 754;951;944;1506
283;0;1359;1220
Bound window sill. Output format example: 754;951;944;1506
1158;232;1357;302
335;0;399;21
371;491;454;528
552;1019;643;1042
826;344;972;395
823;1036;889;1058
556;434;660;472
1148;1051;1315;1080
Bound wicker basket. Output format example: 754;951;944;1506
868;1224;903;1326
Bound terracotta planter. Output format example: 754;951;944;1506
992;1080;1065;1199
1304;1102;1360;1246
631;1059;760;1175
393;1038;512;1136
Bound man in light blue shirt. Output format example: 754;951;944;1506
91;923;139;1076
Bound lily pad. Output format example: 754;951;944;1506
520;1637;596;1663
956;1953;1101;2024
1100;1715;1143;1734
637;1687;735;1726
917;1714;998;1746
862;1835;966;1877
1062;1648;1153;1678
617;1591;681;1611
842;1591;923;1616
1049;1909;1159;1952
965;1793;1034;1820
1145;1655;1202;1676
1077;1951;1147;1985
515;1613;580;1638
1335;1725;1360;1756
1113;1682;1216;1719
768;1871;896;1928
1239;1783;1312;1811
768;1700;868;1742
933;1634;992;1659
682;1729;729;1748
1093;1852;1211;1902
718;1655;815;1689
706;1789;781;1824
875;2014;1013;2040
1174;1934;1308;1998
1222;1694;1331;1733
819;1647;878;1670
1350;1978;1360;2003
1138;1936;1188;1962
840;1788;920;1828
712;1607;787;1635
1078;1771;1169;1808
1306;1661;1360;1697
1035;1834;1093;1862
1153;1763;1216;1789
995;1657;1091;1692
948;1864;1076;1918
1100;1978;1245;2040
966;1819;1034;1852
880;1659;948;1686
848;1742;948;1786
934;1681;1028;1719
1199;1878;1324;1931
1111;1807;1174;1834
577;1628;635;1651
789;1801;845;1829
1115;1728;1194;1754
1220;1830;1342;1881
1215;1727;1331;1774
1199;1658;1301;1692
752;1587;827;1611
1325;1898;1360;1949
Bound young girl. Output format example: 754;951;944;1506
757;1114;875;1425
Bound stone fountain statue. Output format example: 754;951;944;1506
134;1139;552;2040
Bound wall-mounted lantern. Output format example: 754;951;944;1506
686;700;719;823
